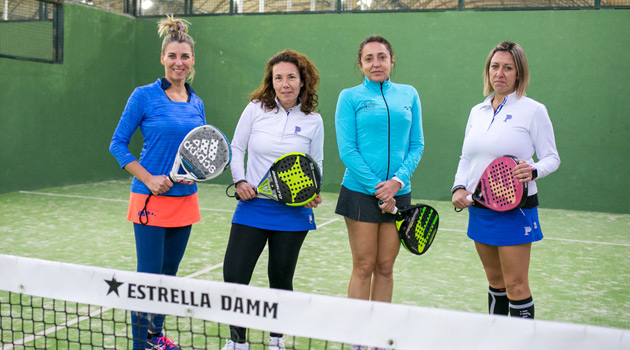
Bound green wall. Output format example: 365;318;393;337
1;5;137;190
2;5;629;213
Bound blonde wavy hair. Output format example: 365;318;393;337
157;15;195;82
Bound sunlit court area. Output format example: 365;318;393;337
1;0;629;349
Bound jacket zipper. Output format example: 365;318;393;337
380;82;391;179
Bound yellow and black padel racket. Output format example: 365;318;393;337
381;202;440;255
395;204;439;255
236;152;322;206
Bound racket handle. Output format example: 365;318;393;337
378;200;398;214
234;188;258;201
466;194;473;203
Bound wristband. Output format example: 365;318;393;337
530;167;538;180
451;185;466;194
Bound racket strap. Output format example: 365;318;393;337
225;183;237;198
225;180;249;199
139;193;153;225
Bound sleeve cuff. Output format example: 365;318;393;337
392;176;405;189
451;185;466;194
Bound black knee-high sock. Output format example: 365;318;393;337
509;296;535;319
488;286;509;315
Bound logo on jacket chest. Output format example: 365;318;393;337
359;101;377;111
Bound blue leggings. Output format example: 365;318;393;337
131;223;191;349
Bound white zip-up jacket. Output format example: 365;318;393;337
453;91;560;196
231;101;324;186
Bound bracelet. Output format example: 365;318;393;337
451;185;466;194
234;179;247;187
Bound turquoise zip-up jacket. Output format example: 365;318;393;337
335;77;424;196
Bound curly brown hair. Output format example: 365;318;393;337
250;49;320;114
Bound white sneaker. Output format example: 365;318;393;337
269;336;285;350
222;340;250;350
350;345;366;350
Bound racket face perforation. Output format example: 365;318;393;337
396;205;439;255
266;153;322;206
476;156;526;211
175;125;231;181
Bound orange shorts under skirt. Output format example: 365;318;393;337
127;192;201;227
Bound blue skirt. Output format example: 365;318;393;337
467;206;543;246
232;197;316;231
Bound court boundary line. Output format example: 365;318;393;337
4;260;227;348
17;191;630;247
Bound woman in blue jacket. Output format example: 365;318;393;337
109;16;202;350
335;35;424;329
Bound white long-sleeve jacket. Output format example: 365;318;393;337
231;101;324;186
453;91;560;196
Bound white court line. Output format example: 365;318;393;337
19;190;129;203
8;192;327;347
17;191;630;248
19;190;235;212
5;262;225;348
184;263;223;278
439;228;630;247
317;217;341;228
544;237;630;247
3;311;110;349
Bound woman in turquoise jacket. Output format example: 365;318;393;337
335;36;423;337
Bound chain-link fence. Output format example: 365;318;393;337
1;0;627;63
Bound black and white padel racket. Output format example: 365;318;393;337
139;125;231;225
169;125;232;182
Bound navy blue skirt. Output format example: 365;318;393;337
467;206;543;246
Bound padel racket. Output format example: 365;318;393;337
169;125;232;182
380;201;440;256
466;155;528;212
232;152;322;206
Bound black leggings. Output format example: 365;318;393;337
223;223;307;341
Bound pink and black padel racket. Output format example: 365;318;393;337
467;155;528;212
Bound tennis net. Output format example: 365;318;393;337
1;254;628;350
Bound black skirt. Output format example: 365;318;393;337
334;185;411;223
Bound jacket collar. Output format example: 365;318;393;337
160;77;195;95
363;76;392;92
481;90;519;109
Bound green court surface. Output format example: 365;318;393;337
1;180;628;331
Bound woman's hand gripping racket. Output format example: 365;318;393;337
169;125;232;182
455;155;528;212
379;201;440;256
139;125;231;225
228;152;322;207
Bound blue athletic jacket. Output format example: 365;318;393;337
335;77;423;196
109;78;206;196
